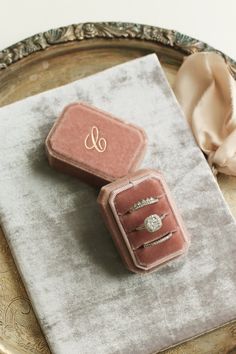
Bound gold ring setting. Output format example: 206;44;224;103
128;196;159;213
135;213;167;233
143;231;173;247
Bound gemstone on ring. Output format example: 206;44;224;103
128;196;159;213
144;214;162;233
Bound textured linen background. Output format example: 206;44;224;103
0;54;235;354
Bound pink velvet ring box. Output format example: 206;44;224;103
45;102;147;186
97;168;190;273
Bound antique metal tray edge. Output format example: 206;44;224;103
1;21;236;75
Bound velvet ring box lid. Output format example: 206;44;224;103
45;102;147;186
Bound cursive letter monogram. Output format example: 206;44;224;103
84;126;107;153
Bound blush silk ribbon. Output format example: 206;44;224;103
173;52;236;176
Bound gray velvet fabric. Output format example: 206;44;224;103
0;54;235;354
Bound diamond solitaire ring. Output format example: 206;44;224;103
135;213;167;233
128;196;159;213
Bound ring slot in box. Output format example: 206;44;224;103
45;102;147;186
97;168;190;273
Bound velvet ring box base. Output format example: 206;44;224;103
98;168;190;273
45;102;147;186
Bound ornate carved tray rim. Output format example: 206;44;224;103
0;21;236;78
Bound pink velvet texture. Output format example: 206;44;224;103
105;169;190;272
46;102;147;185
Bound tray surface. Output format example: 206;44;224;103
0;22;236;354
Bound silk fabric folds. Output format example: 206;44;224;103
174;52;236;176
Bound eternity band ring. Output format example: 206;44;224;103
127;196;160;213
135;213;168;233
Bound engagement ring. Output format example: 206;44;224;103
135;213;167;233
